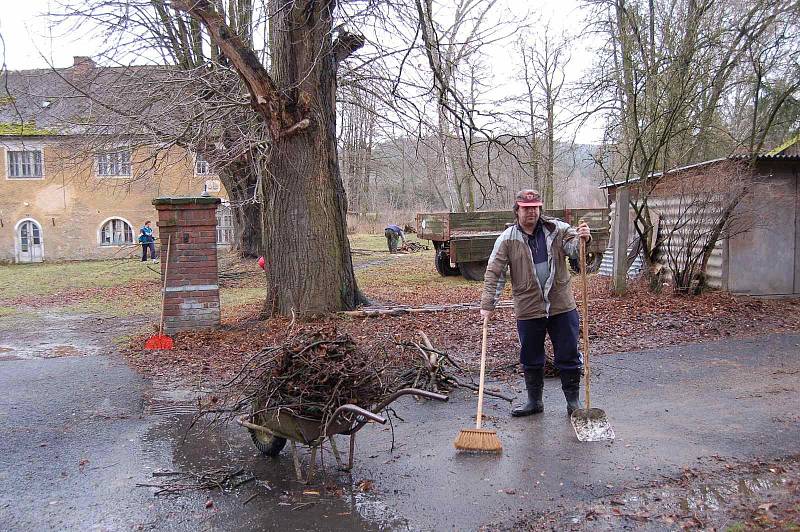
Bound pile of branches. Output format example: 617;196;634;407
399;241;428;253
223;326;403;423
396;331;512;402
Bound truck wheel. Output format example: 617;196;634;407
569;252;603;273
459;261;488;281
435;250;460;276
249;428;287;457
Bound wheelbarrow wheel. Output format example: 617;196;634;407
248;428;287;457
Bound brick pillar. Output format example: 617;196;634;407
153;197;221;334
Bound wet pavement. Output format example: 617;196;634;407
1;311;799;530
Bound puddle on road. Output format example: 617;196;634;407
139;403;409;531
0;312;110;360
0;342;97;360
678;475;782;514
0;345;20;361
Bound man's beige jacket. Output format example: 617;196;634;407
481;217;585;320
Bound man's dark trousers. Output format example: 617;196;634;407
517;309;582;372
141;242;157;261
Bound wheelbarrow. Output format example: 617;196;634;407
236;388;448;482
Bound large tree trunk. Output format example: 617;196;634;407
219;161;263;257
175;0;366;316
262;0;366;315
234;199;262;257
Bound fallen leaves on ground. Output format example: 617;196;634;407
489;455;800;531
0;280;157;310
122;275;800;387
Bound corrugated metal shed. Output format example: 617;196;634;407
597;197;724;288
648;196;725;289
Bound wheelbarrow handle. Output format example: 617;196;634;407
325;404;386;437
375;388;449;412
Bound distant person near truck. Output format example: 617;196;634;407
384;224;406;253
139;221;158;263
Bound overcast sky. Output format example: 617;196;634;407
0;0;604;143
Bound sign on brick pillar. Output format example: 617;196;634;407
153;197;222;334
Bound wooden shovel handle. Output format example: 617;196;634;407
580;238;591;410
476;315;489;429
158;235;172;337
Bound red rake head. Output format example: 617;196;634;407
144;335;174;350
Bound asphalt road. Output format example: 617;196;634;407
1;312;798;531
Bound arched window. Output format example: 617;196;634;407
99;218;134;246
216;202;234;246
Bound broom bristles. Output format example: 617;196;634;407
454;428;502;453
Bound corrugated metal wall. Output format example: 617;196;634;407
599;197;725;288
648;196;725;289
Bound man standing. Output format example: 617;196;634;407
139;221;158;263
384;224;406;253
480;190;591;417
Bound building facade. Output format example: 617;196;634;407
0;57;234;263
0;141;229;263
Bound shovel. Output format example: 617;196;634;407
570;238;614;442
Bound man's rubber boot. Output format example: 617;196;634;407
560;370;583;416
511;367;544;417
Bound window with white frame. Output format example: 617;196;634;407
96;149;131;177
195;154;212;176
216;203;234;246
100;218;134;245
7;149;43;178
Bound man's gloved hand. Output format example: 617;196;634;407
480;309;494;321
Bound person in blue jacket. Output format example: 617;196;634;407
384;224;405;253
138;221;158;262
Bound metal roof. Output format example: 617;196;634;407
600;143;800;189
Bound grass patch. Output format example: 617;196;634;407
356;249;472;290
0;306;19;318
61;294;161;318
349;233;390;252
0;259;155;301
0;234;441;316
221;287;266;308
349;234;429;267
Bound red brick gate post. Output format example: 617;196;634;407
153;197;221;334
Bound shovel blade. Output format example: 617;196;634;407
570;408;615;442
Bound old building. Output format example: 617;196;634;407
601;137;800;296
0;57;232;263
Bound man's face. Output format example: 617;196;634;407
517;205;541;228
145;222;151;227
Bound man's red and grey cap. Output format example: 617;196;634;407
514;189;543;207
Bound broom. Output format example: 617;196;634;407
144;235;174;350
454;315;502;453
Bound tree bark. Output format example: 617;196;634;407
175;0;367;315
262;0;366;315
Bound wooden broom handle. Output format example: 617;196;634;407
476;315;489;429
579;238;591;410
158;235;172;337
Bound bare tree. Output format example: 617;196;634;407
583;0;799;289
518;25;571;209
168;0;367;315
52;0;268;257
415;0;524;212
338;83;377;215
652;161;754;293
